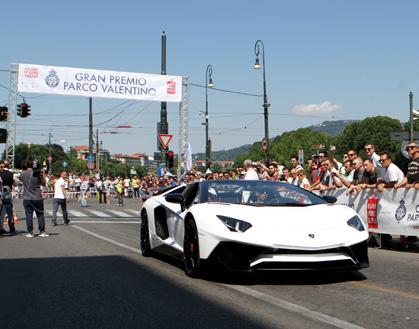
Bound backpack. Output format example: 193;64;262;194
2;186;12;204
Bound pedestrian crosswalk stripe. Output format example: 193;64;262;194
47;210;62;217
107;210;133;217
86;210;111;218
68;210;88;217
125;209;140;216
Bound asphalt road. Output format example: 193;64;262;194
0;198;418;329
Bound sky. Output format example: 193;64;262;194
1;0;419;157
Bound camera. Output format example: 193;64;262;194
32;160;41;174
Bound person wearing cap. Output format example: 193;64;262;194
395;142;419;189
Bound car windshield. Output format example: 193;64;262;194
204;180;327;206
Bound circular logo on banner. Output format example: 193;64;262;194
45;70;60;88
395;199;407;223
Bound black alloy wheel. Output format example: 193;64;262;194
183;217;202;278
140;210;152;257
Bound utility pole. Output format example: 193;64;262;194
48;128;52;173
158;31;168;166
409;92;414;142
89;97;93;160
96;129;100;171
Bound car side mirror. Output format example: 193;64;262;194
165;193;185;211
322;195;337;204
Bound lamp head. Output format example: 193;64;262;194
254;57;261;69
207;78;214;88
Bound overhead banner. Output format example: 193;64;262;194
17;63;182;102
320;188;419;236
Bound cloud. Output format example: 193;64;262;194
292;101;341;116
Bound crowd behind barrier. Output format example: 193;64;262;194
4;142;418;240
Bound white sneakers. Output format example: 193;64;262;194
26;231;50;238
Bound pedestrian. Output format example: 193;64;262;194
377;151;405;191
0;160;18;234
243;159;259;180
132;175;140;198
52;171;70;226
395;141;419;189
115;177;124;206
19;160;49;238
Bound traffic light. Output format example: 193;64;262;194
17;102;31;118
21;103;31;117
167;150;174;169
0;106;8;121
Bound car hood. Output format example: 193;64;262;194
193;203;366;249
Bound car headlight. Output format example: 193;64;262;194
216;215;252;233
347;215;365;232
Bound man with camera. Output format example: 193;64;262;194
19;160;49;238
0;160;19;235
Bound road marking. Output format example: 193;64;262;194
47;210;62;217
85;210;111;217
71;221;139;224
72;225;364;329
224;285;364;329
350;281;419;301
72;225;140;254
68;210;88;217
125;209;140;216
107;210;133;217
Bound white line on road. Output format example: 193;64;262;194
223;285;364;329
72;225;365;329
72;225;140;254
71;221;140;224
68;210;88;217
85;210;111;217
47;210;62;217
125;209;140;216
106;210;133;217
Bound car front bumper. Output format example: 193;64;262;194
206;240;369;272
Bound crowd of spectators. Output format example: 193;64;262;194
7;142;418;203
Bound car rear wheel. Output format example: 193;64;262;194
140;210;152;257
183;217;202;278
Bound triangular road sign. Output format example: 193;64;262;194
158;134;173;149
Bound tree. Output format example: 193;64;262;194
335;116;403;163
235;128;334;168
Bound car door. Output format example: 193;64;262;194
169;183;200;251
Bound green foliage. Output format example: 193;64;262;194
235;128;334;167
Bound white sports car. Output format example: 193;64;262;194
139;180;369;277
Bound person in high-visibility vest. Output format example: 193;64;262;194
115;177;124;206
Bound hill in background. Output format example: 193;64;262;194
194;120;355;161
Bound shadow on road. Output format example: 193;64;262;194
0;255;271;329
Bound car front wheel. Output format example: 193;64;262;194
183;217;202;278
140;210;152;257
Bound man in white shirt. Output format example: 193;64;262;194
243;159;259;180
52;171;69;226
377;151;404;192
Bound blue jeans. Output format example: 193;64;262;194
52;198;69;224
0;201;14;229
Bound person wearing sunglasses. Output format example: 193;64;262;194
297;169;310;189
395;142;419;189
364;143;383;176
376;151;404;192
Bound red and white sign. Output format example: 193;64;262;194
158;134;173;149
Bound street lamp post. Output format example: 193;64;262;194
254;40;270;162
205;64;214;169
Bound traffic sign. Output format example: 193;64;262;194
87;161;95;170
298;149;304;165
261;137;268;152
48;156;52;161
390;131;419;141
158;134;173;149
